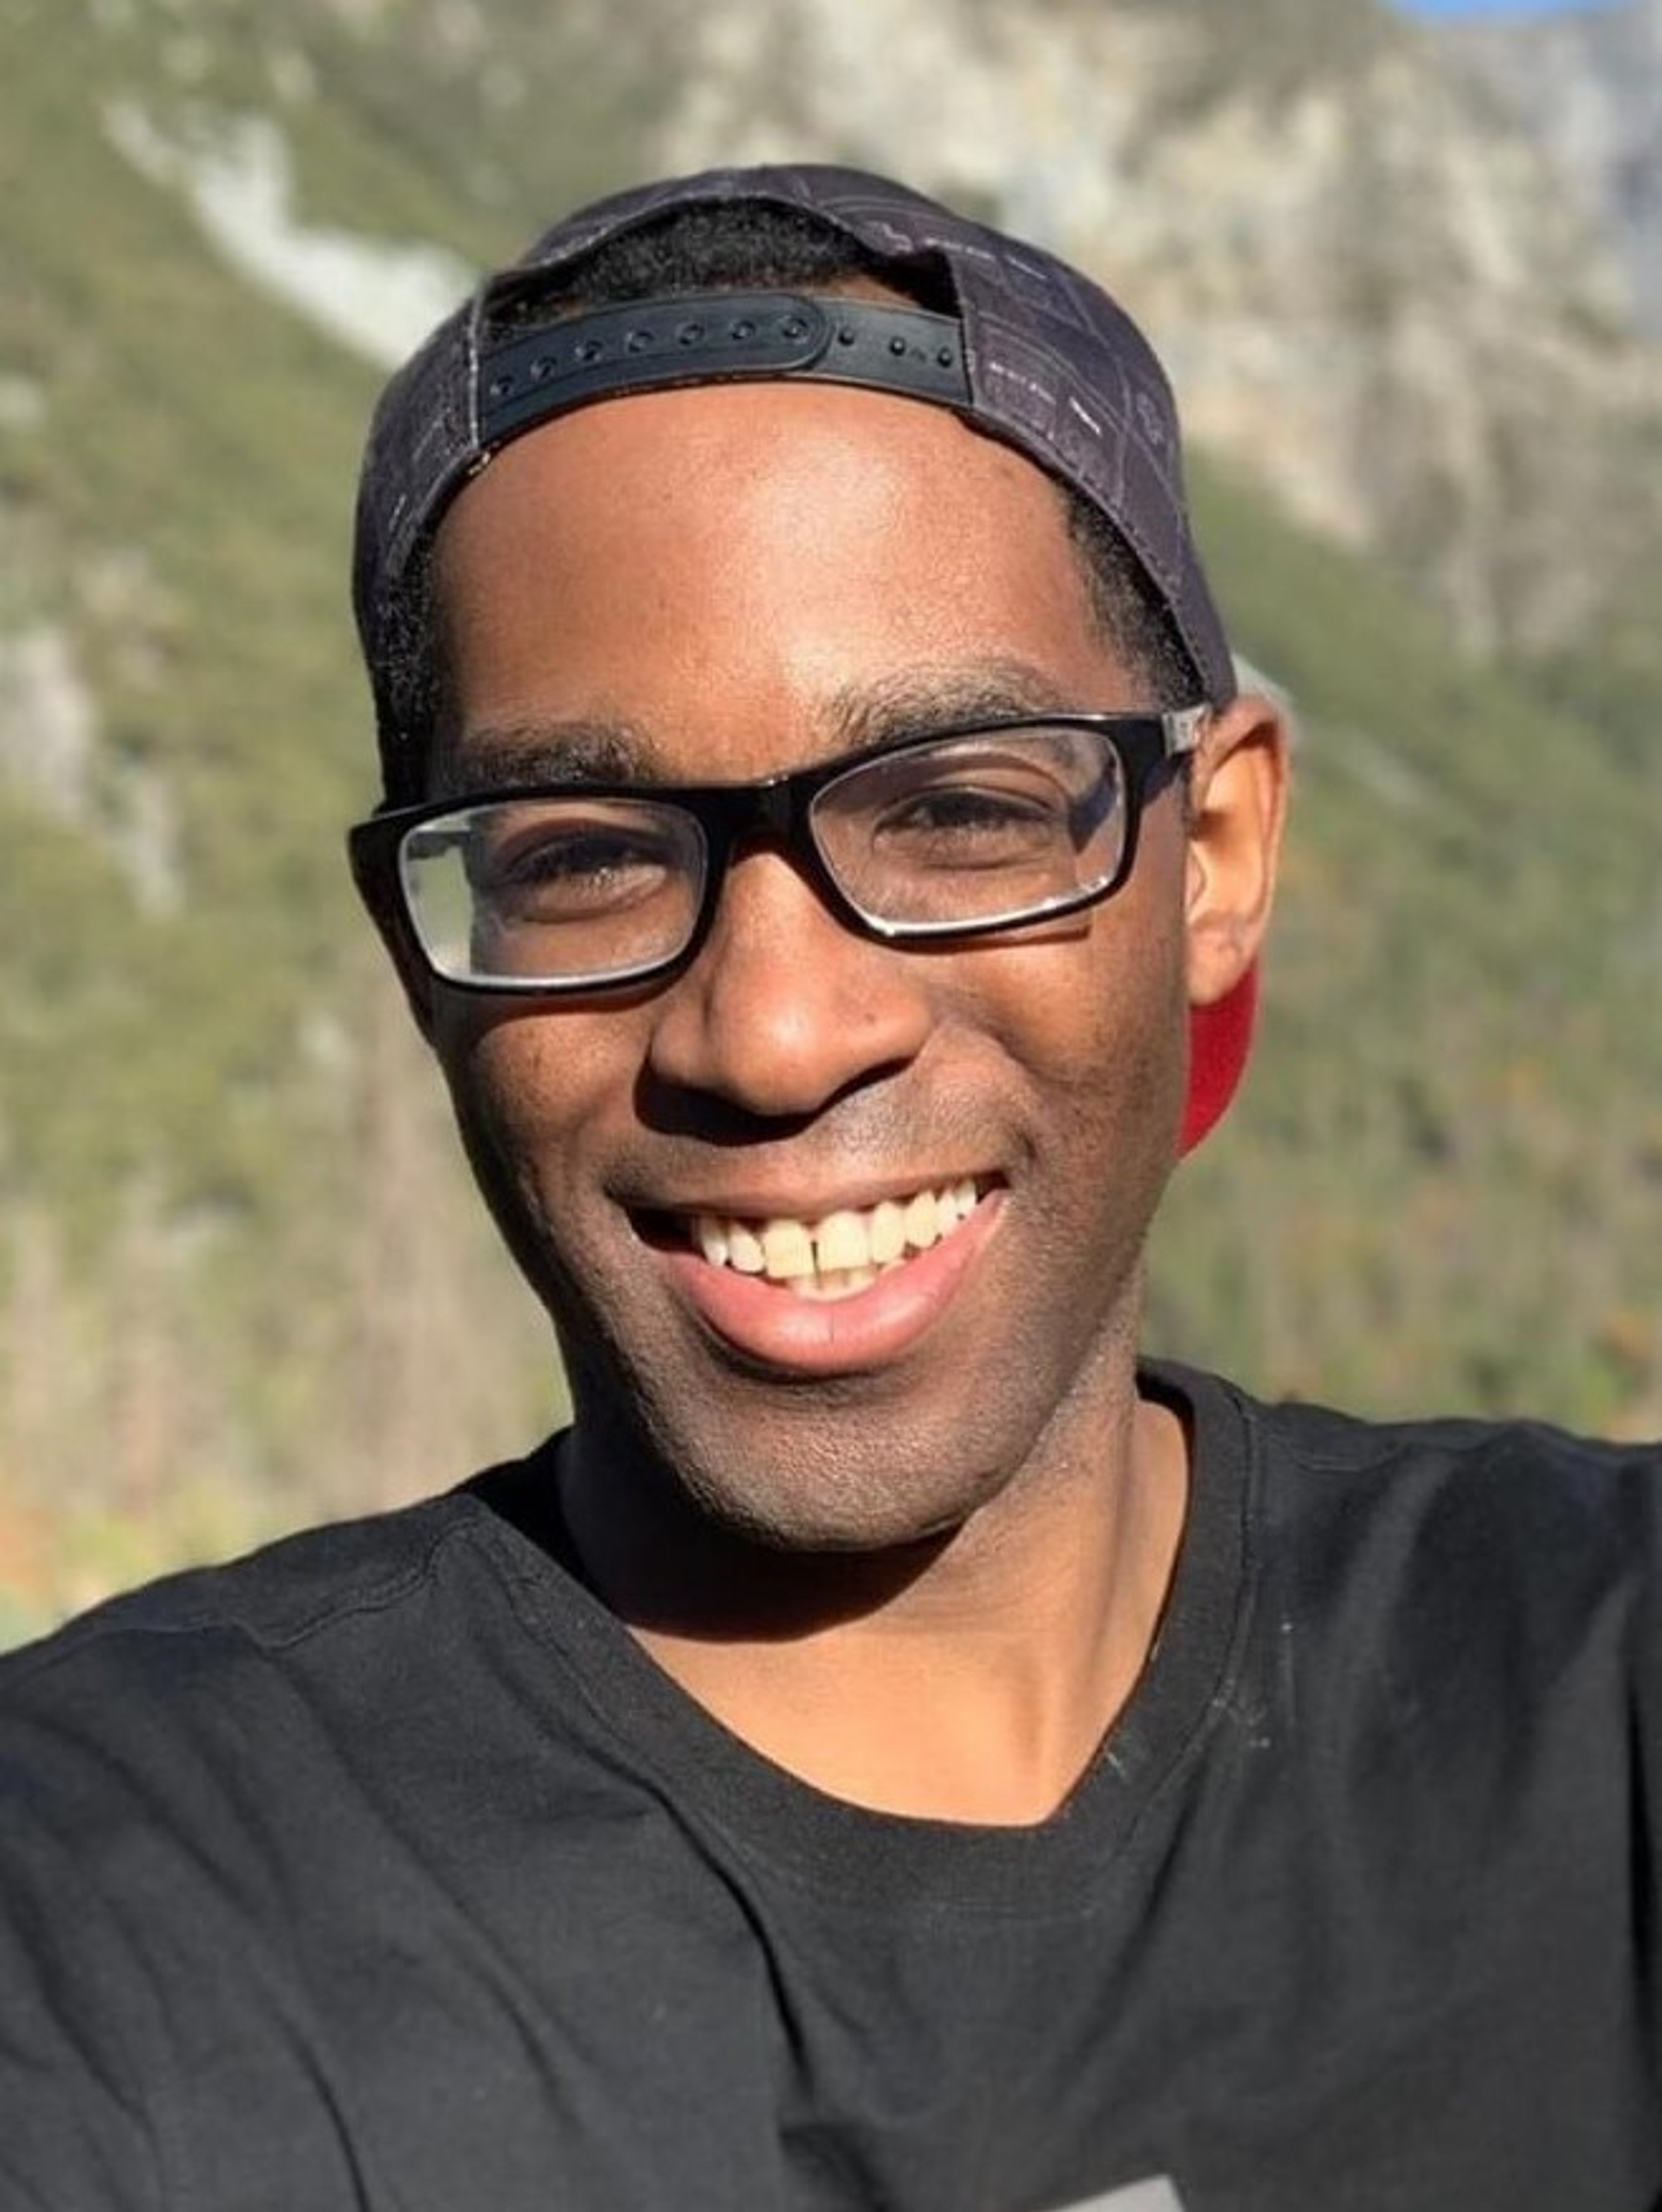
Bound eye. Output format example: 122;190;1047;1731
871;778;1063;868
470;809;681;920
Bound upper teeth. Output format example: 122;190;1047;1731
695;1180;980;1287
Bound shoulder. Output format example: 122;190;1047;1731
1238;1382;1662;1572
0;1461;561;1794
0;1455;593;2019
1160;1362;1662;1727
4;1489;470;1683
1162;1357;1662;1556
0;1462;564;2199
1194;1370;1662;1729
1243;1382;1661;1488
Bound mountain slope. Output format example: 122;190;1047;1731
0;0;1656;1635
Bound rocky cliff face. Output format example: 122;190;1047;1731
1445;0;1662;336
647;0;1662;656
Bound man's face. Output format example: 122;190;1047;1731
422;379;1198;1550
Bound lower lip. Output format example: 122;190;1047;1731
657;1192;1005;1377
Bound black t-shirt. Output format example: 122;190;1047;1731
3;1366;1660;2209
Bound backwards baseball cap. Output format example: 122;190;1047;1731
351;163;1255;1151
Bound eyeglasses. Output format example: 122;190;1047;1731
348;709;1207;995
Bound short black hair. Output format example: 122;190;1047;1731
397;202;1201;801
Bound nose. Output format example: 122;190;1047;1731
644;846;934;1119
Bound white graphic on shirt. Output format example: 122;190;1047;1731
1044;2180;1185;2212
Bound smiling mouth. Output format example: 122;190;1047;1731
659;1180;989;1302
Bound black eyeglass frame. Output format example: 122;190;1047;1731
348;707;1209;996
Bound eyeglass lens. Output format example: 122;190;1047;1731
397;724;1131;988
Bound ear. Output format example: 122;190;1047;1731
1183;689;1290;1010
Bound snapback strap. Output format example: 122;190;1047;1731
478;292;970;448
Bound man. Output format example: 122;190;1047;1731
2;164;1658;2210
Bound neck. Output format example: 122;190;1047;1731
557;1369;1190;1826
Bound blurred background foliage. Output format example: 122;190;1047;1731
0;0;1657;1641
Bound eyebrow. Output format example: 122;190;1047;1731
435;720;654;795
442;657;1087;797
825;658;1082;752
